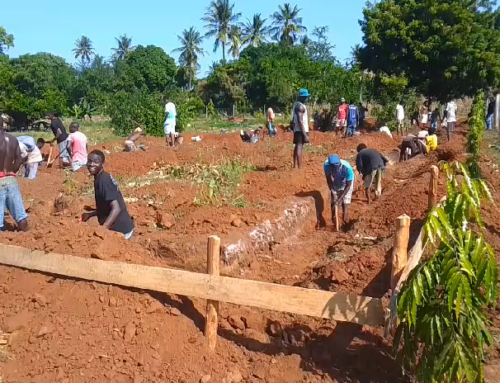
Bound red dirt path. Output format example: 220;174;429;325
1;126;499;383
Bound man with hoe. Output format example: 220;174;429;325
292;89;310;169
324;155;355;229
47;112;70;167
0;119;28;231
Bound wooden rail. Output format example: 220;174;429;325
0;242;385;349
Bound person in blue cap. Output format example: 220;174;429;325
324;155;355;226
292;89;310;169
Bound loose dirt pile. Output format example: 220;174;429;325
1;126;499;383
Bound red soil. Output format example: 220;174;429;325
1;125;499;383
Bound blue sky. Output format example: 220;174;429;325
3;0;366;75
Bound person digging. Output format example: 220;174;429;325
323;155;355;230
81;150;135;240
124;127;146;152
355;144;389;204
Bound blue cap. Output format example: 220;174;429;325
328;155;340;165
299;89;310;97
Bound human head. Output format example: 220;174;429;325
134;127;143;133
428;126;437;136
328;155;341;169
46;112;57;121
298;89;310;103
357;144;367;153
36;138;45;149
69;122;80;133
341;98;346;104
87;150;105;176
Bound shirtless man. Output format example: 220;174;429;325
0;121;28;231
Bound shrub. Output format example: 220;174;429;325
395;161;497;383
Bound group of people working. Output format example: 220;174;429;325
0;114;134;241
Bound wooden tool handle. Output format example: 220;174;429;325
334;205;340;232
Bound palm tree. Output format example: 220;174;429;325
73;36;95;66
270;3;306;45
228;25;242;58
202;0;241;63
112;34;135;60
173;27;205;88
242;14;270;47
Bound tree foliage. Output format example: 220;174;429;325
358;0;500;102
466;91;486;177
0;26;14;54
173;27;205;89
242;14;270;47
270;3;306;45
73;36;95;68
202;0;241;62
112;34;135;61
396;162;497;383
115;45;177;93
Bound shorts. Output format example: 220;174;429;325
268;122;276;136
486;114;493;130
346;124;357;137
331;182;354;205
72;161;86;172
447;121;456;132
293;131;307;145
124;140;136;152
0;177;28;228
58;139;70;164
364;169;383;196
337;119;347;128
397;119;404;126
164;122;177;136
24;163;38;180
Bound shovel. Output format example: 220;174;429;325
334;204;340;232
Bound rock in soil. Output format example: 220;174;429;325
200;375;211;383
169;307;182;316
146;301;164;314
33;293;47;306
156;212;175;229
228;315;246;330
124;321;136;342
225;369;243;383
330;267;350;284
245;329;270;344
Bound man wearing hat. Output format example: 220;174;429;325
292;89;310;169
337;98;348;135
324;155;355;227
124;127;145;152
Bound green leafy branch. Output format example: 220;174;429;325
395;161;498;383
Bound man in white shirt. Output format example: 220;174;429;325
396;102;405;135
164;97;177;147
445;100;458;142
18;136;42;180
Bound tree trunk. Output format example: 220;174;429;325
222;43;226;64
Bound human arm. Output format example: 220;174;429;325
102;200;121;229
355;154;363;175
381;154;390;166
81;211;97;222
66;138;73;163
335;180;353;205
13;144;23;172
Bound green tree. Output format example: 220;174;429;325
0;27;14;54
308;26;334;63
396;162;497;383
202;0;241;63
242;14;270;47
270;3;306;45
115;45;177;93
228;25;242;58
358;0;500;102
4;53;75;119
173;27;205;89
73;36;95;68
112;34;135;61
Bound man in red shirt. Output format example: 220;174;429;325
337;98;348;136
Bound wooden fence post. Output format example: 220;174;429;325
428;165;439;209
391;215;410;290
205;235;221;350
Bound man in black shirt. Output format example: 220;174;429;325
355;144;389;204
81;150;135;239
47;112;70;168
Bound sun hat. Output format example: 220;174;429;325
328;155;341;166
134;127;143;133
299;89;310;97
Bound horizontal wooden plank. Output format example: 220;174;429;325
0;244;385;326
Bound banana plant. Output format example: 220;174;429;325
395;161;498;383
